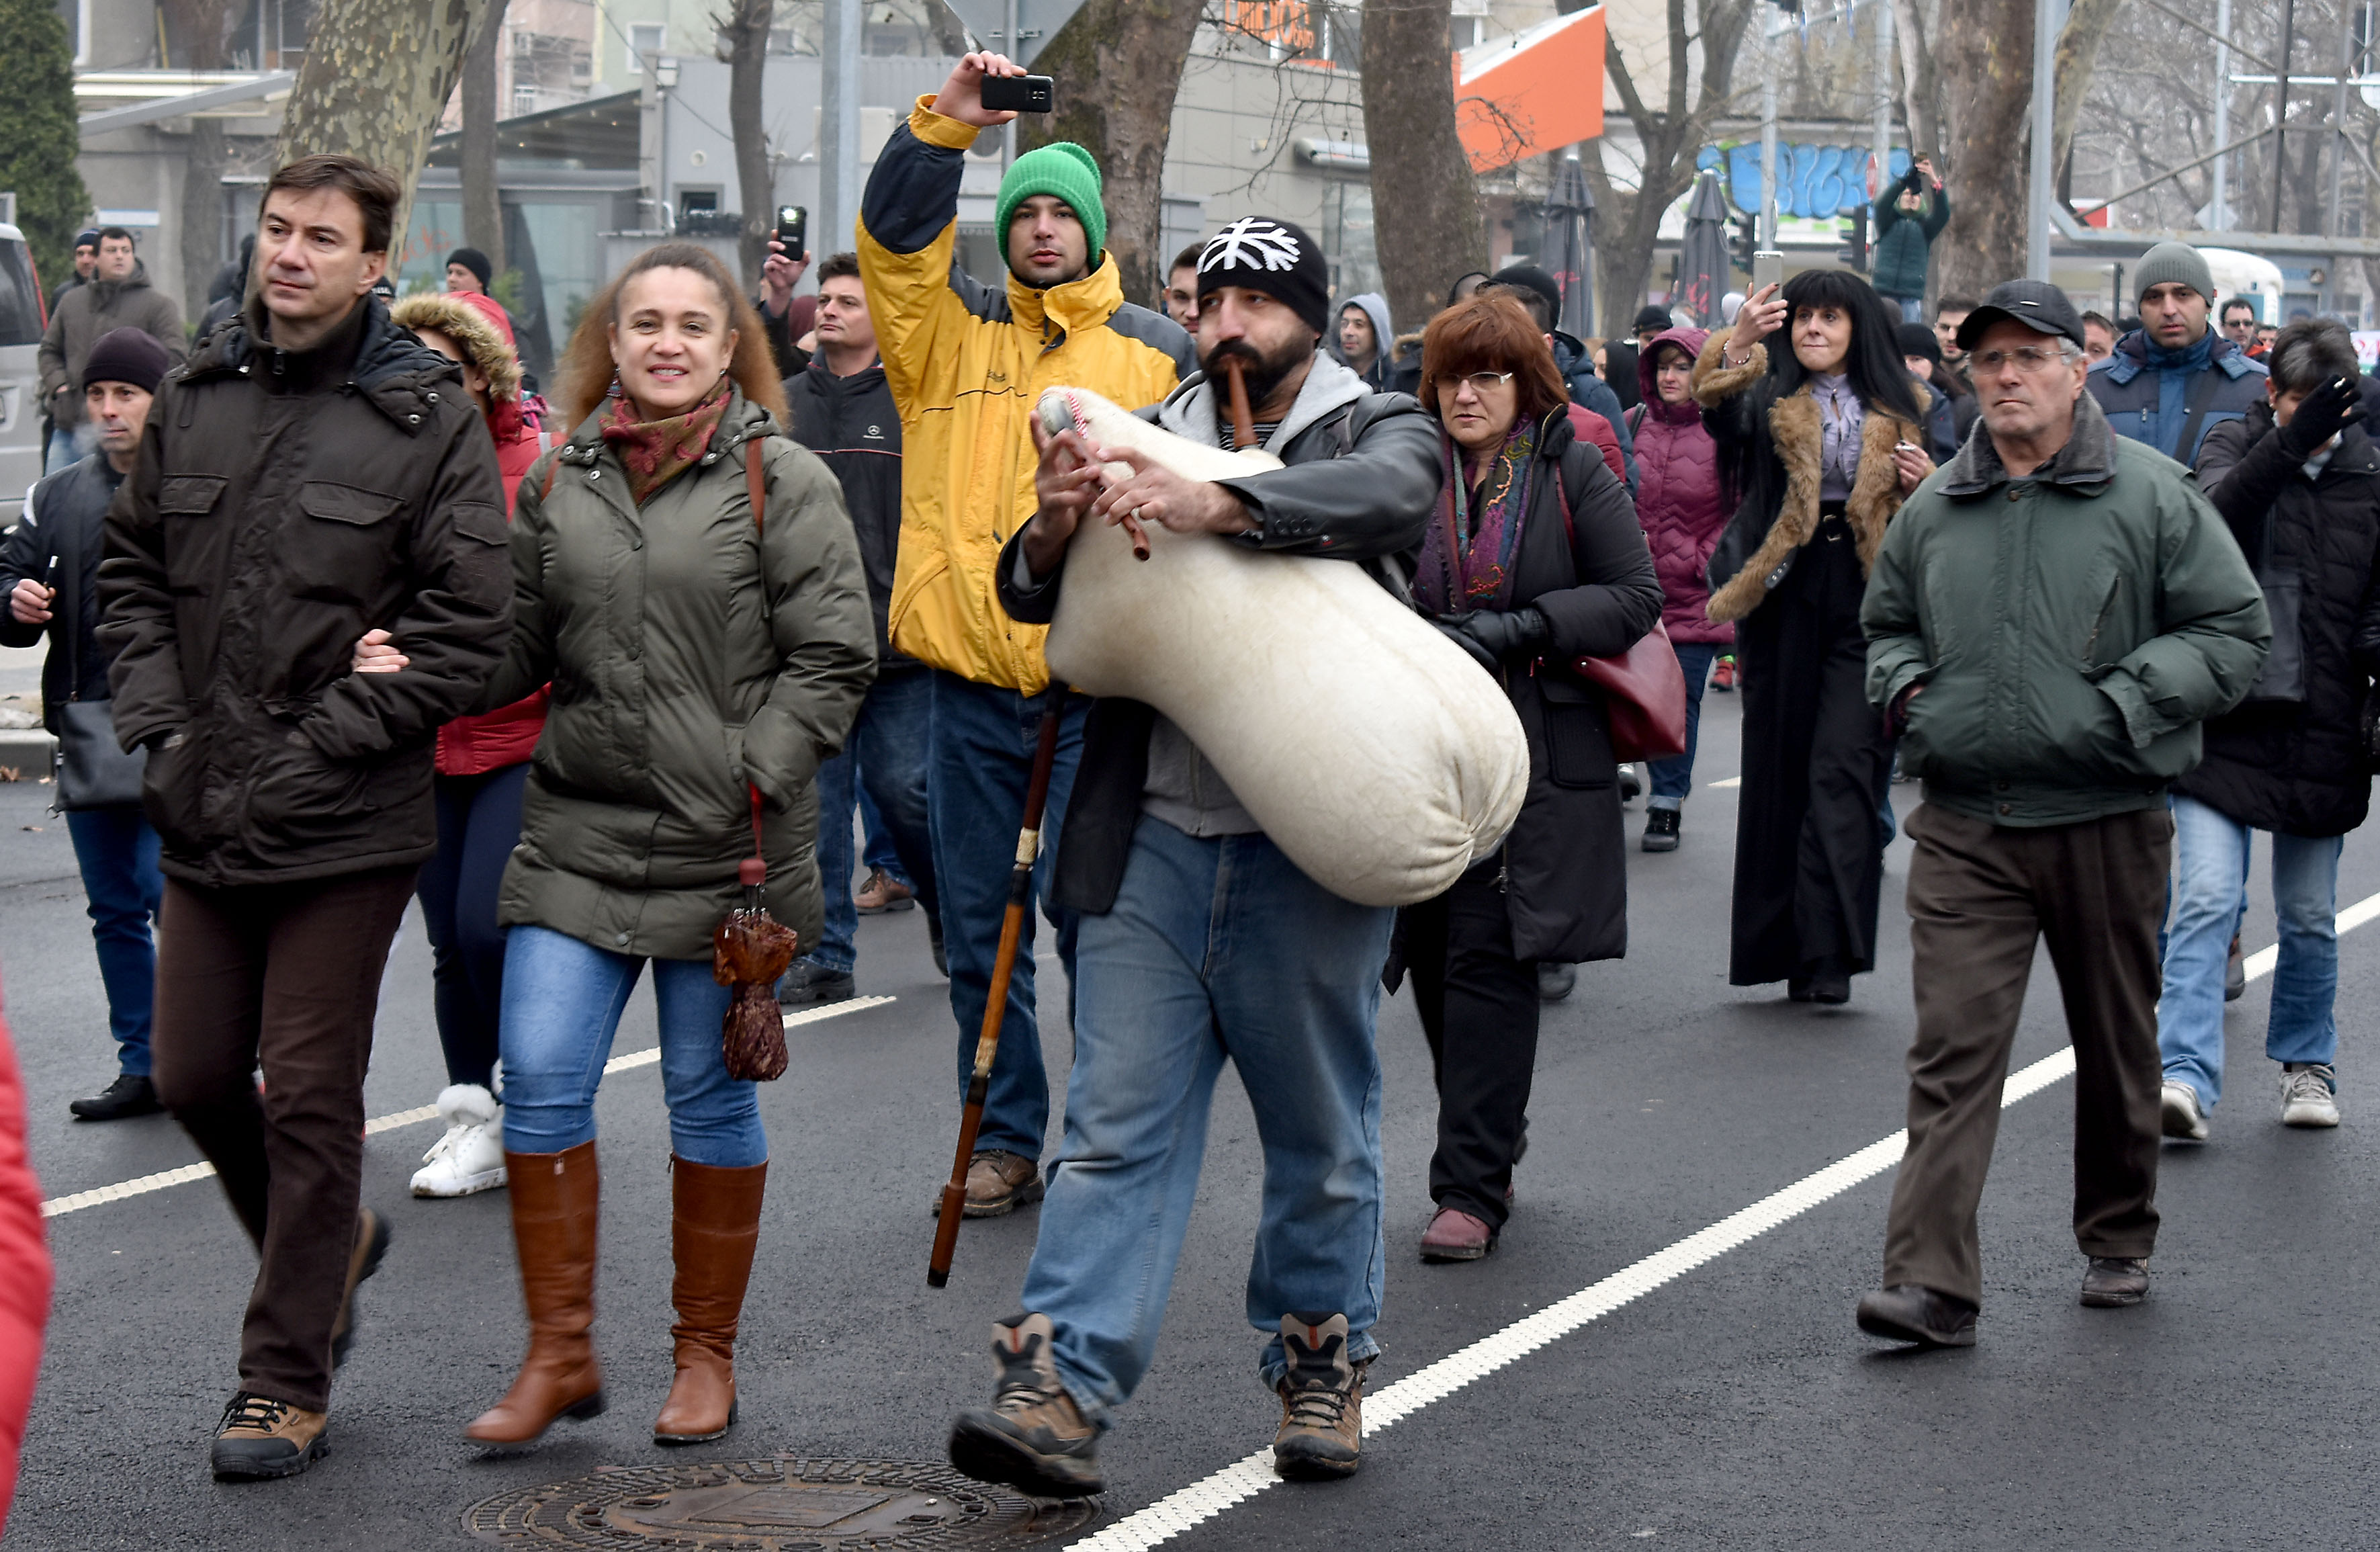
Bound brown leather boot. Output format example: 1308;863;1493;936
464;1141;607;1446
653;1156;767;1445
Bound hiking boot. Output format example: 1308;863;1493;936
466;1142;607;1447
1642;807;1681;852
949;1313;1104;1498
2280;1063;2340;1127
2225;935;2246;1002
329;1208;391;1369
776;959;855;1006
2161;1079;2210;1141
1855;1284;1977;1347
410;1083;506;1197
1274;1312;1366;1480
963;1150;1043;1217
70;1072;162;1121
1419;1206;1495;1262
2080;1256;2150;1307
211;1391;329;1481
855;867;916;913
1536;961;1575;1002
654;1158;767;1445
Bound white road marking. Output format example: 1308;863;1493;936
38;995;897;1219
1708;776;1742;788
1063;893;2379;1551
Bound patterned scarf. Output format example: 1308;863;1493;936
600;378;732;505
1416;416;1539;615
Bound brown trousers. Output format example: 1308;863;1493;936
1882;803;2170;1307
151;865;416;1412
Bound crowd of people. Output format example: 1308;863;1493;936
0;44;2367;1517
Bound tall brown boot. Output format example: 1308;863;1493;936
653;1156;767;1445
465;1141;607;1445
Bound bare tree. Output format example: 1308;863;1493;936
276;0;487;244
2051;0;2125;179
1929;0;2034;298
1362;0;1485;327
461;0;511;279
1020;0;1206;308
161;0;243;318
1587;0;1757;339
717;0;775;288
1886;0;1941;165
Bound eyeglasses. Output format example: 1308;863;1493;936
1447;371;1516;394
1969;345;2072;374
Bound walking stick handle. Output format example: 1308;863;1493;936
930;698;1067;1287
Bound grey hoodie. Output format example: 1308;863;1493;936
1333;292;1395;386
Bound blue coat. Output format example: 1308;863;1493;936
2086;327;2268;468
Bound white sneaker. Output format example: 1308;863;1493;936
409;1084;507;1197
2279;1064;2341;1128
2160;1079;2210;1141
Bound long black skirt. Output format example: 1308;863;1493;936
1727;511;1893;986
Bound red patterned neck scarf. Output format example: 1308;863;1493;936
600;379;732;505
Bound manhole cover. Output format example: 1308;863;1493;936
466;1457;1102;1549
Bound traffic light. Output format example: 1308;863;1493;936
1730;215;1756;277
1837;206;1868;271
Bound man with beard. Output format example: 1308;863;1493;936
944;216;1440;1496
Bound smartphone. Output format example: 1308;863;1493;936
774;205;805;257
1753;250;1785;294
980;73;1055;113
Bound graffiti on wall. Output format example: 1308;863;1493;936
1698;143;1915;222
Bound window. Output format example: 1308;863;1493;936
626;22;664;73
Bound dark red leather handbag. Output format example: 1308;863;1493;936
1573;619;1689;763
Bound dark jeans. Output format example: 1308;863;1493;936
415;763;528;1092
151;865;418;1412
811;670;937;974
859;786;909;882
1647;640;1720;808
927;670;1087;1161
1884;804;2170;1307
65;805;164;1077
1407;858;1539;1229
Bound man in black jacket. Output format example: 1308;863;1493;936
777;253;940;1003
1;329;171;1122
97;155;510;1482
2161;318;2379;1140
945;217;1440;1498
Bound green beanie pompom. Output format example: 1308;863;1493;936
995;141;1107;279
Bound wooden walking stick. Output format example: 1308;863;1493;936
1223;355;1258;450
929;699;1066;1287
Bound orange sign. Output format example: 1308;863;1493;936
1454;5;1607;173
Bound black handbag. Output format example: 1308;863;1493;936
47;521;147;811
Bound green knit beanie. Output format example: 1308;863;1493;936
995;142;1106;276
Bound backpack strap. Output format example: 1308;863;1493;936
746;435;766;533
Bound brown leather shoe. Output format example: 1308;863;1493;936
654;1156;768;1445
1274;1313;1366;1479
211;1391;330;1481
1419;1206;1495;1262
854;867;916;913
465;1142;607;1446
2080;1256;2150;1308
965;1150;1044;1217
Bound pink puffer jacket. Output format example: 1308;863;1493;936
1630;326;1734;646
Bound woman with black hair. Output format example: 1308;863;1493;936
1692;270;1933;1004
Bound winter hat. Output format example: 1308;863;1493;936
447;247;494;289
1632;304;1675;333
1896;321;1943;365
1488;265;1565;331
80;327;169;394
73;228;101;253
1195;217;1331;337
995;142;1106;272
2133;241;2215;304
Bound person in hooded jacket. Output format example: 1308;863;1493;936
2158;319;2380;1141
1405;292;1661;1264
1897;322;1971;464
1625;325;1732;852
1332;292;1394;390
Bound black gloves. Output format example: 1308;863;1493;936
2279;375;2365;460
1435;607;1551;674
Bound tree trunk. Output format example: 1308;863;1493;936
180;119;228;319
1931;0;2032;302
1020;0;1206;310
275;0;488;247
1886;0;1940;165
461;0;509;278
926;0;971;54
721;0;774;288
1362;0;1485;329
2050;0;2123;181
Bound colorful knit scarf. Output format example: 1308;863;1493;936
1416;416;1539;615
600;378;732;505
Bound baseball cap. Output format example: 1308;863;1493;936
1954;279;2085;352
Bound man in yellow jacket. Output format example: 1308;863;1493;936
860;52;1192;1215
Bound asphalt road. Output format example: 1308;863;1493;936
4;689;2377;1549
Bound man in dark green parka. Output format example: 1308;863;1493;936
1854;280;2268;1350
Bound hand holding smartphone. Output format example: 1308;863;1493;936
979;74;1055;114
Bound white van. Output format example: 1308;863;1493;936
0;223;44;525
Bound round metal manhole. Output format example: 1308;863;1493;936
465;1457;1102;1550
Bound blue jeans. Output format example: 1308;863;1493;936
66;806;164;1076
1892;294;1927;324
1020;817;1395;1423
44;423;91;475
2158;794;2342;1110
1647;640;1719;808
809;671;937;974
859;786;908;881
498;924;765;1166
928;670;1087;1161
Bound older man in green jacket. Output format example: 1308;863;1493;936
1855;279;2268;1349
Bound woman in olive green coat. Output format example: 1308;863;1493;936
365;243;873;1453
